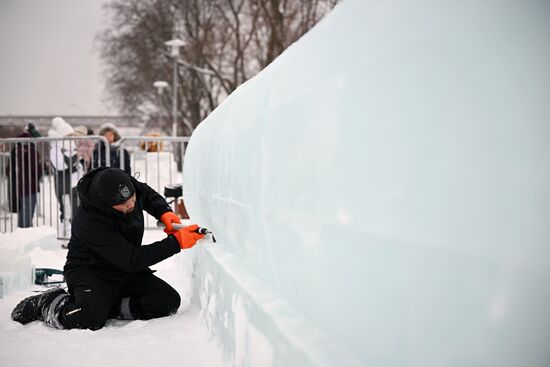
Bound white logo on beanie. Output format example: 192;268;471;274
120;185;131;198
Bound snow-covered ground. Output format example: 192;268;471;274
0;228;228;367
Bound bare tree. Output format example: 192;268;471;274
98;0;175;130
97;0;339;136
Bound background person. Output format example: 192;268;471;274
48;117;83;235
8;124;43;227
92;123;131;174
74;125;95;172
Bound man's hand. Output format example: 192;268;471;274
160;211;181;234
173;224;205;250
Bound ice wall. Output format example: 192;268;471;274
183;0;550;365
0;227;58;298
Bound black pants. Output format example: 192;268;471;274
59;271;181;330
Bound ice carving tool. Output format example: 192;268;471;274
156;221;216;243
35;268;65;286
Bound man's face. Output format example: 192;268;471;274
112;194;136;214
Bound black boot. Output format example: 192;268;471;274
11;287;69;327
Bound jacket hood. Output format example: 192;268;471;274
98;123;121;142
26;123;41;137
51;116;74;137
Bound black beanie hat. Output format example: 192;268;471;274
93;168;136;206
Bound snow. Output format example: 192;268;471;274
2;226;58;252
0;228;228;367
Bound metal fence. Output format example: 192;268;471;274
1;135;189;240
117;136;189;227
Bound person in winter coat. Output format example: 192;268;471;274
8;126;43;227
92;123;131;174
11;167;204;330
74;125;95;172
48;117;83;234
7;122;42;214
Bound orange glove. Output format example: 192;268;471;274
160;211;181;234
173;224;205;249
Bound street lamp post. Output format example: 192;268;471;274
165;38;185;137
153;80;169;133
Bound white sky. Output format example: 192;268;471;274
0;0;115;115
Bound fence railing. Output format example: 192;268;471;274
1;135;189;241
117;136;189;228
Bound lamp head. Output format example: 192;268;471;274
165;39;185;57
153;80;169;93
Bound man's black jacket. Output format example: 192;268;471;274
64;167;180;280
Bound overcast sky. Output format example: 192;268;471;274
0;0;114;115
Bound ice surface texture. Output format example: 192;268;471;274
183;0;550;365
0;227;57;298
